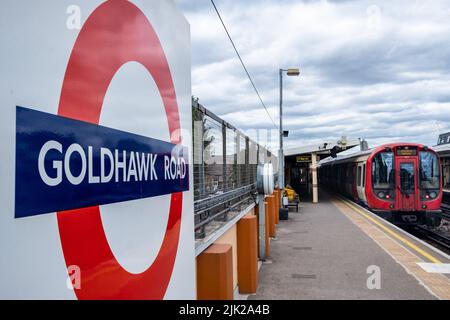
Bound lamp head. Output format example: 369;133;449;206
287;68;300;76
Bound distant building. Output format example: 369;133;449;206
437;132;450;146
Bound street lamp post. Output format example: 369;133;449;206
279;68;300;202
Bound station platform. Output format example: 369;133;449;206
250;192;450;300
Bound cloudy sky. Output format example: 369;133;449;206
174;0;450;151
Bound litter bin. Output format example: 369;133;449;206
279;208;289;221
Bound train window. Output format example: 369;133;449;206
419;151;440;190
372;151;394;189
400;163;415;192
443;158;450;189
357;166;362;187
363;164;366;187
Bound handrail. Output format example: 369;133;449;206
194;183;257;238
194;184;256;213
195;196;253;229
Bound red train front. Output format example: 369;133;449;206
319;143;443;227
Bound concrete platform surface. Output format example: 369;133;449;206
250;193;438;300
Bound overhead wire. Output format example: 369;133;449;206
210;0;278;129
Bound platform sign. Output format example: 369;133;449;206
296;155;312;163
0;0;195;299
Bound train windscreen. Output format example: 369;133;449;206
419;151;440;189
372;151;394;189
400;163;415;193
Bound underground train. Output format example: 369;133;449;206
319;143;442;227
433;133;450;215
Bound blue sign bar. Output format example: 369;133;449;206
15;106;189;218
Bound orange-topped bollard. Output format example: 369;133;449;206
237;215;258;294
274;189;280;225
264;201;270;257
266;195;276;238
255;204;260;258
197;244;234;300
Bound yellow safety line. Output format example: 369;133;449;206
340;198;442;264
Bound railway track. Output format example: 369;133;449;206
338;193;450;255
357;199;450;255
382;201;450;254
411;225;450;255
441;202;450;220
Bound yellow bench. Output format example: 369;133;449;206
283;186;299;212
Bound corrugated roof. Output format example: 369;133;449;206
284;138;360;157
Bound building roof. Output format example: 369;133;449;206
284;137;360;157
318;146;373;166
432;143;450;155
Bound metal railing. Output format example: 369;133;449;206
194;184;257;239
192;100;277;239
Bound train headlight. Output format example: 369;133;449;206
429;192;437;199
377;191;385;199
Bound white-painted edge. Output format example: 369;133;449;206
417;263;450;274
337;195;450;260
334;196;441;299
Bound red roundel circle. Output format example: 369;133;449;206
57;0;183;300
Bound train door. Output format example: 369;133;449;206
351;164;358;199
396;159;418;211
356;163;364;201
443;157;450;192
361;163;367;204
443;158;450;204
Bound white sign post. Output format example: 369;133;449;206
0;0;195;299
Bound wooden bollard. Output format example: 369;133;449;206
237;215;258;294
264;201;270;257
255;204;260;258
274;189;280;225
197;244;234;300
266;195;276;238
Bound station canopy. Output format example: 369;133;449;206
284;136;360;158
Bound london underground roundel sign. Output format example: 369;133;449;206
4;0;194;299
57;0;183;300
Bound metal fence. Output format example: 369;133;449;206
193;100;278;239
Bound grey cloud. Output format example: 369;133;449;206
175;0;450;148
